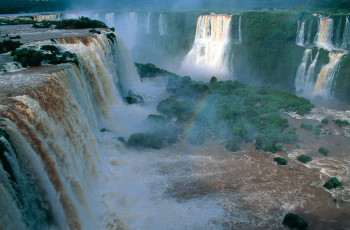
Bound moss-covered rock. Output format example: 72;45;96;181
324;177;342;190
0;39;22;53
318;147;329;156
274;157;287;165
297;154;312;164
282;213;308;230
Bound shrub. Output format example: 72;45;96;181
318;147;329;156
313;127;321;135
0;39;22;53
55;17;108;29
324;177;342;190
321;118;329;124
297;154;312;164
300;123;313;130
274;157;287;165
41;45;59;53
225;140;240;152
282;213;308;230
210;76;218;83
11;48;44;67
333;119;349;127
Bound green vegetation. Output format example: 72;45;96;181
321;118;329;125
123;95;144;104
231;11;306;90
313;127;321;135
318;147;329;156
300;123;313;130
274;157;287;165
333;119;349;127
89;29;101;34
135;63;178;78
282;213;308;230
55;17;108;29
0;40;22;54
297;154;312;164
152;71;312;150
324;177;342;190
225;140;240;152
11;46;78;67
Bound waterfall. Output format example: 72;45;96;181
0;31;142;229
306;19;314;46
146;13;152;34
181;14;233;78
33;14;61;22
57;33;141;104
316;18;334;49
314;52;345;96
0;69;100;229
238;16;242;44
105;13;114;27
159;13;166;36
342;17;350;49
296;21;306;46
295;49;312;91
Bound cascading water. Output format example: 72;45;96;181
296;21;306;46
295;49;312;91
238;16;242;44
342;17;350;49
0;31;143;229
306;19;314;46
316;18;334;49
33;14;61;22
146;13;152;34
105;13;114;27
181;14;233;79
159;13;166;36
314;52;345;96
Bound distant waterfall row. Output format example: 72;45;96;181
0;32;141;229
295;16;349;97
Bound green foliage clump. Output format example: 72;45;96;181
55;17;108;29
282;213;308;230
318;147;329;156
135;63;177;78
225;140;240;152
11;47;78;67
255;135;283;153
297;154;312;164
300;123;313;130
324;177;342;190
321;118;329;124
274;157;287;165
41;45;59;53
123;94;144;104
32;22;52;28
0;39;22;53
157;98;193;122
333;119;349;127
11;48;44;67
313;127;321;135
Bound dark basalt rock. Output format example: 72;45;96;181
282;213;308;230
